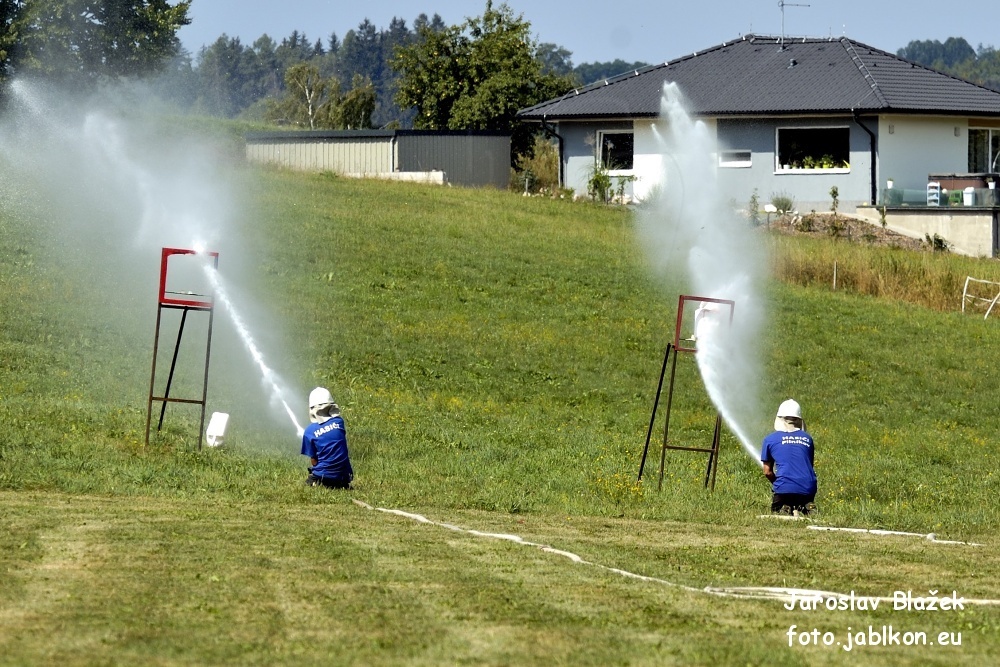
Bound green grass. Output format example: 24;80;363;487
772;231;1000;311
3;492;999;666
2;162;1000;665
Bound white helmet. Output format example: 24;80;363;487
308;386;340;424
309;387;333;409
776;399;802;419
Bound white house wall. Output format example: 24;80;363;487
559;116;874;211
877;115;967;192
560;119;717;202
715;117;874;214
632;120;663;202
630;118;720;202
560;121;633;198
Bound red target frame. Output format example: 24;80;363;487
638;294;735;491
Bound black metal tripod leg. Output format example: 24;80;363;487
656;349;680;491
638;343;672;481
704;414;722;490
157;307;189;431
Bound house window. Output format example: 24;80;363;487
598;131;634;170
719;150;752;168
775;127;850;171
968;128;1000;172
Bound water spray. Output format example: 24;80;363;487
4;80;302;449
694;313;763;462
638;295;761;491
638;82;768;482
200;257;305;437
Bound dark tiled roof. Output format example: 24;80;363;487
518;35;1000;120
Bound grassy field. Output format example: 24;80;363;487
2;152;1000;664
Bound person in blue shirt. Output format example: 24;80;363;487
761;399;817;515
301;387;354;489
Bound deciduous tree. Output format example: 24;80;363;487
0;0;19;81
392;1;575;159
269;61;336;129
265;64;375;130
6;0;190;85
336;73;374;129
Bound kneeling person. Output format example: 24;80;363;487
302;387;354;489
761;399;816;515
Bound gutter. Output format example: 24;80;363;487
852;109;877;205
540;116;565;189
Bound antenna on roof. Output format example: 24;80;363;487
778;0;809;50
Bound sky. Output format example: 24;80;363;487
178;0;1000;67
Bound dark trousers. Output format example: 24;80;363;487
771;492;815;514
306;473;352;489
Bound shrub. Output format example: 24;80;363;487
513;135;560;194
925;233;951;252
587;162;614;204
746;189;761;226
770;191;794;215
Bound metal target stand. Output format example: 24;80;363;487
636;295;735;492
145;247;219;450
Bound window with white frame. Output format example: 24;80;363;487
968;128;1000;172
775;127;850;171
597;130;634;170
719;149;752;167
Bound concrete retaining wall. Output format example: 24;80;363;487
856;206;996;257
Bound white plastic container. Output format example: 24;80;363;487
206;412;229;447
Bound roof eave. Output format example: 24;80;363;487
517;112;660;122
519;107;1000;122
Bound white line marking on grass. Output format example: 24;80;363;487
352;500;1000;606
807;525;982;546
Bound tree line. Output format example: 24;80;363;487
0;0;645;159
0;1;647;162
897;37;1000;91
163;8;647;136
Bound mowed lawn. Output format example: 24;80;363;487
2;162;999;665
3;491;1000;666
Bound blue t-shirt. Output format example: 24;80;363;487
760;430;816;495
301;415;353;481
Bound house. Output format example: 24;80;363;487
517;34;1000;224
244;129;511;189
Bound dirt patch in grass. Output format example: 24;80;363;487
763;212;929;251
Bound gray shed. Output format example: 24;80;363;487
245;129;511;189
